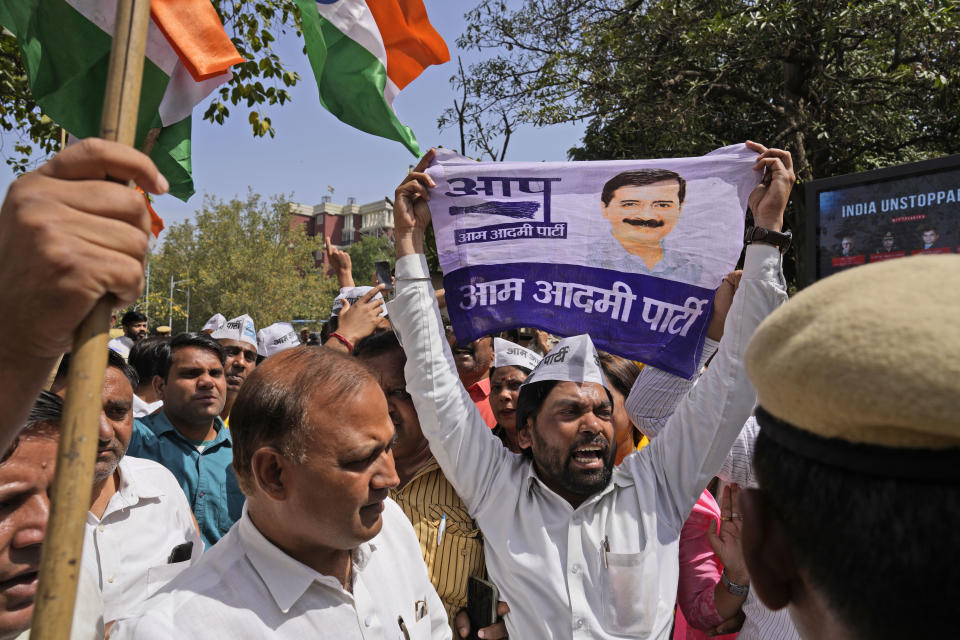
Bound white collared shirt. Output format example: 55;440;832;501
132;394;163;418
387;245;786;640
592;233;707;287
83;455;202;623
110;499;451;639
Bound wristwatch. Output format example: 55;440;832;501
744;226;792;254
720;570;750;597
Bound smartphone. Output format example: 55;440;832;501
167;541;193;564
375;260;393;291
466;576;499;639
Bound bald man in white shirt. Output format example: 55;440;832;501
112;346;450;639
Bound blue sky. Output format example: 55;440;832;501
0;1;585;230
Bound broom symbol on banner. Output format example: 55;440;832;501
448;201;541;219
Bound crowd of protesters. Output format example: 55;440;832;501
0;138;956;640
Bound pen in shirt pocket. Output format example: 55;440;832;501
398;615;411;640
602;535;610;569
437;513;447;547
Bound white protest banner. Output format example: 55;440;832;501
425;144;760;377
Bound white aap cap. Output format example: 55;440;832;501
523;334;608;389
211;314;257;348
492;337;542;372
202;313;226;333
331;287;387;317
257;322;300;358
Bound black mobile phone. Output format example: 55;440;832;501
375;260;393;291
466;576;499;639
167;541;193;564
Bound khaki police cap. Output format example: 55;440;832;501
745;254;960;478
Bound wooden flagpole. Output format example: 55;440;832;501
30;1;152;638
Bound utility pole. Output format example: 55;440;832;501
144;260;150;323
169;277;188;329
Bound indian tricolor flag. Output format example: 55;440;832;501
0;0;243;208
295;0;450;155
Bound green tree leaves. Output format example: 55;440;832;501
144;191;339;331
452;0;960;284
345;235;396;286
0;30;59;173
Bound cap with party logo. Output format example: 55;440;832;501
201;313;226;334
331;287;388;317
523;334;608;389
257;322;301;358
211;314;257;348
493;337;541;372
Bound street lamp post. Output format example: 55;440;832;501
144;261;150;322
169;277;189;329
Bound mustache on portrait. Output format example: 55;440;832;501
622;217;665;228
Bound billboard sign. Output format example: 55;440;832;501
805;155;960;284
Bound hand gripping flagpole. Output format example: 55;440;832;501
31;1;152;638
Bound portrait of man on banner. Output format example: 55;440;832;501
595;168;702;284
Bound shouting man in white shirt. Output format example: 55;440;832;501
112;346;450;639
387;142;794;639
53;350;203;625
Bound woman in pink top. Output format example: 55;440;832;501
673;484;749;639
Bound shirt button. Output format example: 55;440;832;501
364;615;373;627
107;576;115;583
198;491;205;498
575;618;584;628
97;524;105;532
571;564;581;574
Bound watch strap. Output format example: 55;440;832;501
744;226;792;254
720;569;750;597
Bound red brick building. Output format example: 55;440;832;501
289;196;394;274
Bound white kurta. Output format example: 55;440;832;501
387;244;786;639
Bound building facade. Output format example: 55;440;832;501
289;196;394;273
